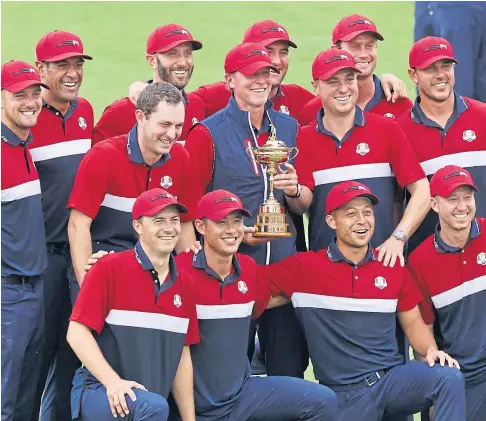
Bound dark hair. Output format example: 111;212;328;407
335;41;342;49
136;82;184;119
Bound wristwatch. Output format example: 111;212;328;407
285;183;302;198
392;230;407;242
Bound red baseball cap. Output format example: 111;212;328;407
243;20;297;48
312;48;360;81
146;24;203;54
196;190;251;221
1;60;49;93
326;181;379;214
132;188;188;220
225;42;279;76
36;30;92;62
409;36;458;69
430;166;479;198
332;14;384;44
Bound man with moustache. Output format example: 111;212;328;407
185;42;309;379
1;60;49;421
299;14;413;126
28;30;94;421
407;166;486;421
68;83;197;295
92;24;205;145
397;36;486;254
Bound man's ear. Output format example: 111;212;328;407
225;73;236;91
135;109;145;125
431;196;439;214
194;219;205;237
311;79;319;95
408;68;418;84
325;213;337;230
146;54;157;70
133;218;143;236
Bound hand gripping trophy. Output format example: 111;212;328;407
247;124;298;237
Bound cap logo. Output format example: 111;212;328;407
384;113;395;119
173;294;182;308
13;68;37;76
356;142;370;156
462;130;476;142
279;105;289;115
215;196;238;204
166;29;189;37
150;193;174;201
348;19;372;27
191;117;199;126
374;276;387;289
238;280;248;294
443;171;467;181
261;26;286;34
56;40;80;48
341;185;367;194
423;44;447;53
477;252;486;266
160;176;173;189
245;49;268;58
78;117;87;130
325;54;349;64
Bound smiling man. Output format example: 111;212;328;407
92;24;205;145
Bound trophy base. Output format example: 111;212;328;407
253;200;292;238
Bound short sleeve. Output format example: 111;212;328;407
258;253;305;298
252;266;272;320
191;83;231;118
182;274;200;345
92;99;135;146
295;127;315;190
404;264;435;325
397;266;423;313
172;147;196;222
298;97;320;126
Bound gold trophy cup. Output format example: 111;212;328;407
247;125;298;237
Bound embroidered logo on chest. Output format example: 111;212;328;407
383;113;395;119
78;117;87;130
160;176;173;189
356;142;370;156
279;105;289;115
173;294;182;308
374;276;387;289
477;252;486;265
238;280;248;294
462;130;476;142
192;117;199;126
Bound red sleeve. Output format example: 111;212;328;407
182;94;206;142
67;146;111;219
252;264;272;320
298;97;321;126
405;264;435;325
388;121;426;188
395;98;413;118
184;124;214;202
70;256;111;334
295;127;315;190
92;99;135;146
172;146;196;222
182;273;200;345
258;253;305;297
397;266;422;312
288;85;315;116
191;82;231;117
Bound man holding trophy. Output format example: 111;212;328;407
184;42;308;379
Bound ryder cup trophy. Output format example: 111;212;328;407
247;125;298;237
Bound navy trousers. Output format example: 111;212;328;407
1;277;44;421
414;1;486;103
333;361;466;421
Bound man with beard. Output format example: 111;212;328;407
185;42;309;380
407;166;486;421
92;24;205;146
1;60;49;421
397;36;486;254
28;30;94;421
299;14;413;126
68;83;197;296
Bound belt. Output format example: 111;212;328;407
329;370;387;392
2;275;41;285
46;242;69;255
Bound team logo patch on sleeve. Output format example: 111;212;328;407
356;142;370;156
173;294;182;308
477;252;486;265
279;105;289;115
383;113;395;119
374;276;387;289
238;280;248;294
160;176;173;189
78;117;87;130
462;130;476;142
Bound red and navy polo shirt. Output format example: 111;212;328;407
298;75;413;126
68;125;196;252
259;239;421;387
92;89;205;146
175;249;271;415
192;81;315;118
1;123;47;277
70;241;199;418
296;106;425;252
397;93;486;252
30;98;93;244
407;217;486;385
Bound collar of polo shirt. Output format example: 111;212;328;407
433;218;481;253
326;237;376;266
412;91;468;127
1;122;33;146
192;242;242;284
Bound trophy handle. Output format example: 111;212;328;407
289;147;299;161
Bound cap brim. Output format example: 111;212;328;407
435;181;479;198
3;80;50;93
338;30;384;42
142;202;188;218
42;52;93;62
153;39;203;54
316;65;361;81
238;62;279;76
415;56;458;70
203;207;252;221
327;192;379;214
256;37;297;48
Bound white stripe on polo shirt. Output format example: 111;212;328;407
196;301;255;320
292;292;398;313
313;163;394;187
106;309;189;334
1;179;41;203
421;151;486;176
30;138;91;162
101;194;136;213
432;275;486;309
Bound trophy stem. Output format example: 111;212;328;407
268;174;275;200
